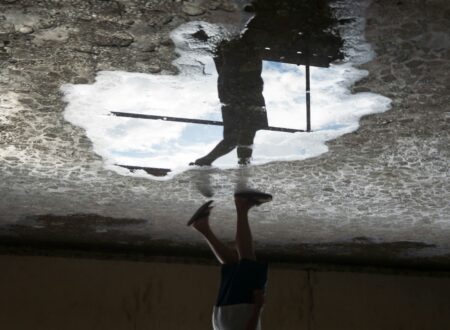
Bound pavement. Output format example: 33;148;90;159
0;0;449;269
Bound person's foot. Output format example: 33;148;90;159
191;211;212;233
238;157;251;166
234;195;255;213
187;200;214;232
189;157;212;166
234;190;273;210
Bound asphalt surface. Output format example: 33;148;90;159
0;0;449;269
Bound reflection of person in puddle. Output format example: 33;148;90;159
187;191;272;330
191;31;268;166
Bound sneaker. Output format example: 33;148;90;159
187;200;214;226
234;189;273;206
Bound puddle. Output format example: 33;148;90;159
62;0;391;179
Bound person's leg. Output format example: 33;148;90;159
234;196;257;261
237;128;257;165
193;137;237;166
192;105;239;166
191;212;238;265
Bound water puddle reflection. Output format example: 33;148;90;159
62;0;391;179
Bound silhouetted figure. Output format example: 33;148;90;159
191;31;268;166
190;0;343;167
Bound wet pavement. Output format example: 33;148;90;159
61;0;388;178
0;0;449;269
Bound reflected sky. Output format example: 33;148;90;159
62;3;391;179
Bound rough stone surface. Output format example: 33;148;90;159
0;0;449;268
94;30;134;47
182;2;206;16
17;24;33;34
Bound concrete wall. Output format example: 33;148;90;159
0;255;449;330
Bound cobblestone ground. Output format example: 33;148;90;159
0;0;449;267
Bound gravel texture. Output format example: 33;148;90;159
0;0;449;268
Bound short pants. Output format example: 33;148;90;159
215;259;268;307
